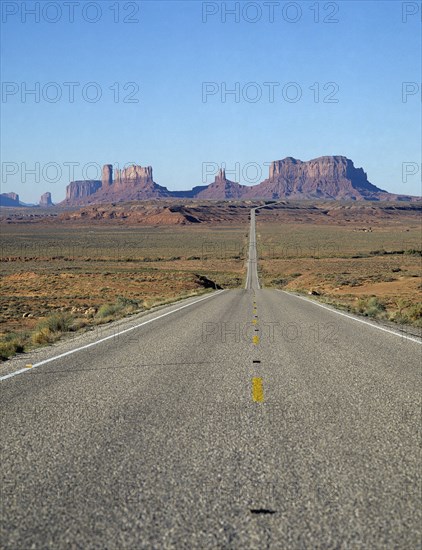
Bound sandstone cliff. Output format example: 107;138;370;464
102;165;113;187
194;169;248;200
61;157;419;205
63;164;171;205
245;156;386;200
40;192;53;206
66;180;102;202
0;192;20;207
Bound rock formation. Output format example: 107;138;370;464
246;156;386;200
195;169;248;200
113;165;153;188
102;165;113;187
63;164;171;205
39;192;53;206
65;180;102;202
60;157;419;205
0;192;20;207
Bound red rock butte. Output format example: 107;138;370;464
59;156;418;205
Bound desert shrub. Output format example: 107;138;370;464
340;278;360;286
370;249;409;256
116;296;139;308
31;327;56;345
406;303;422;322
96;296;139;320
30;313;72;347
96;303;120;319
389;303;422;328
395;298;408;313
365;297;386;318
356;297;386;318
0;333;26;360
356;298;366;314
272;277;288;286
389;311;407;324
69;318;89;331
0;342;18;360
404;249;422;256
37;313;72;333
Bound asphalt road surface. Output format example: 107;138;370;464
245;207;260;290
1;211;421;549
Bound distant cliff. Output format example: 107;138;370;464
0;192;20;207
62;164;171;205
60;157;419;205
243;156;388;200
40;192;53;207
65;180;102;202
194;169;248;200
195;157;415;201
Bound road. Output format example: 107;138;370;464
245;207;260;290
1;211;421;549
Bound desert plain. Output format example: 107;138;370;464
1;200;420;359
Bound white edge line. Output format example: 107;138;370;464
0;290;225;382
278;290;422;344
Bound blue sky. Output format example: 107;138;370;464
1;0;421;202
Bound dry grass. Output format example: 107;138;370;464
0;223;247;360
257;217;421;327
1;201;420;359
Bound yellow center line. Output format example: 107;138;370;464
252;319;257;325
252;377;264;402
25;364;33;369
253;335;259;345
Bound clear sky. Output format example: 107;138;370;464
1;0;421;202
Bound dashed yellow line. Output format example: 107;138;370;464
25;364;33;369
251;295;263;402
252;377;264;402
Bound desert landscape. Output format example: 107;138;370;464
0;202;247;359
2;3;421;547
1;198;420;360
256;202;421;328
